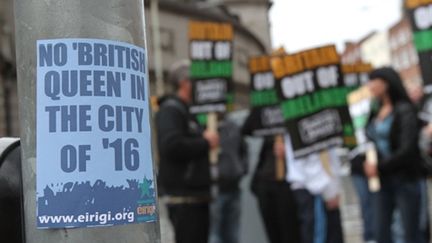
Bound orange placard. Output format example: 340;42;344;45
405;0;432;9
189;21;233;41
342;63;373;74
270;45;340;79
249;56;271;74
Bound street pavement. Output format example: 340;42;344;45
159;176;365;243
159;137;432;243
160;177;432;243
159;137;367;243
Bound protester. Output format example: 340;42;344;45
242;114;301;243
350;154;377;243
408;84;431;243
209;115;248;243
284;135;344;243
364;67;423;243
155;60;219;243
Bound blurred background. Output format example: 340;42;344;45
1;0;429;243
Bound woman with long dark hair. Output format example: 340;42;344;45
364;67;423;243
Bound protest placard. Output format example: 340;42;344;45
247;55;285;136
272;45;354;158
405;0;432;93
188;21;234;115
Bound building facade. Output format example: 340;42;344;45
360;31;392;68
341;32;375;65
341;42;363;65
222;0;273;51
389;16;422;88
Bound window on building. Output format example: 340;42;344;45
390;36;397;50
398;31;409;46
394;56;400;70
401;50;410;69
410;48;419;65
236;47;248;69
160;28;175;53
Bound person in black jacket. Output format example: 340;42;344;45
242;114;301;243
209;115;248;243
364;67;423;243
156;60;219;243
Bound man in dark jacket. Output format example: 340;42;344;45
241;113;301;243
156;60;219;243
209;115;248;243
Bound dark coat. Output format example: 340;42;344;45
359;101;424;179
155;96;210;198
217;119;248;192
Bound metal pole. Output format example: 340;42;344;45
151;0;165;97
0;66;5;137
14;0;161;242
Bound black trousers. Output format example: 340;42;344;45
167;203;209;243
255;180;301;243
293;189;344;243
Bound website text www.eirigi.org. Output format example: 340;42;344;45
38;211;134;227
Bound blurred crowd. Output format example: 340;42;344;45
155;60;432;243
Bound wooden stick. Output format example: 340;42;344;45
320;150;333;177
366;144;381;192
207;112;219;165
275;135;285;181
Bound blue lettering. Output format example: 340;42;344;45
79;105;92;132
80;70;92;96
78;43;92;65
45;106;60;132
61;145;77;173
99;105;115;132
45;71;61;100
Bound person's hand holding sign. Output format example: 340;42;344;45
273;137;285;160
204;130;220;149
364;162;378;178
325;196;340;210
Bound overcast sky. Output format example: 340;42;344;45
270;0;403;52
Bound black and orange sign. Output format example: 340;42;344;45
405;0;432;92
342;63;373;88
272;45;353;158
247;55;285;136
188;21;234;114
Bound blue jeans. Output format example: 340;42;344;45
419;179;430;243
392;210;404;243
209;190;241;243
376;176;422;243
391;180;430;243
293;189;344;243
352;175;377;241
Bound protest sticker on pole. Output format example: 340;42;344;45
405;0;432;93
188;21;234;115
272;45;354;158
36;38;157;229
247;55;286;137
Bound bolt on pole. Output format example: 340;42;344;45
14;0;161;242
